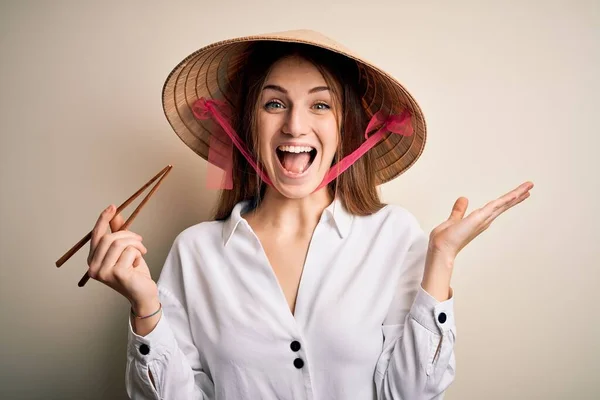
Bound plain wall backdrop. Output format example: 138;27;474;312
1;0;598;399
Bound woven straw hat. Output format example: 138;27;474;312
162;29;426;184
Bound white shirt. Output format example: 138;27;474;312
125;199;456;399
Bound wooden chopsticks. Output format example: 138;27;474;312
56;165;173;287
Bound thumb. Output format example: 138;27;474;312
109;210;126;232
448;197;469;221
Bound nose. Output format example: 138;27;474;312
282;105;309;137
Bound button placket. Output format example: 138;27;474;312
290;340;304;368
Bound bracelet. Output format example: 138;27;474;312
131;303;162;319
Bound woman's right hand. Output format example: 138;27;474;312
87;204;159;314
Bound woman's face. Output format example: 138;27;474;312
256;56;340;199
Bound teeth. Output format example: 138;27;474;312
277;145;314;153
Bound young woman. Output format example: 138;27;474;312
86;30;533;399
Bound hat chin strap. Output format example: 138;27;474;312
192;97;413;192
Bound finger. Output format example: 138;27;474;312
99;246;142;284
112;246;143;283
473;191;531;239
448;197;469;221
485;181;534;214
92;230;143;264
89;204;116;263
487;183;533;219
484;190;531;227
88;231;144;273
503;181;534;200
103;237;147;267
92;239;147;281
110;212;126;233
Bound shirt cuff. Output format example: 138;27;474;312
409;285;455;335
128;312;178;365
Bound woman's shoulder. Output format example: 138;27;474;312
366;202;422;229
348;202;426;243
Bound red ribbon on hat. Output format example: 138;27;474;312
192;98;413;191
192;98;273;189
316;109;413;190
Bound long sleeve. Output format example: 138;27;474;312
125;237;215;399
374;226;457;399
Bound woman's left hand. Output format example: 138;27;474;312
430;181;534;260
421;181;535;301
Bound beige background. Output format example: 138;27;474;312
1;0;598;399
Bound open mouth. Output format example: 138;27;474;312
276;145;318;175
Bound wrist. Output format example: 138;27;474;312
130;296;161;317
421;251;454;302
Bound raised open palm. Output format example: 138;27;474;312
429;181;534;260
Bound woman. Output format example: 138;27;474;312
86;30;533;399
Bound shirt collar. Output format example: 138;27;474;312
222;200;250;247
222;198;352;247
323;198;352;239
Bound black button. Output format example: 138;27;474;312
293;358;304;369
139;344;150;355
290;341;301;352
437;312;447;324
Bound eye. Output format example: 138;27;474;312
264;100;285;110
313;102;331;111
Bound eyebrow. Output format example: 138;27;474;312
262;84;331;94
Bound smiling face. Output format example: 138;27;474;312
256;55;341;199
212;42;384;220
